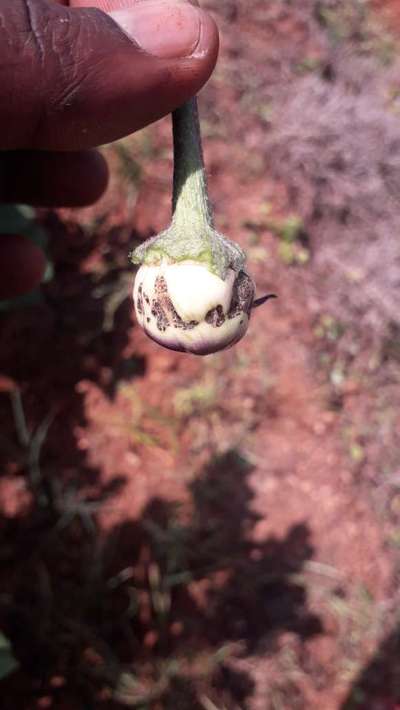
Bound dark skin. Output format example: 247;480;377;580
0;0;219;297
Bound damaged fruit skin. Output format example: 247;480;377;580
133;262;255;355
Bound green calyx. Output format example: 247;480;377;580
130;225;245;280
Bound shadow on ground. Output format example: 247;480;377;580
341;627;400;709
0;451;321;710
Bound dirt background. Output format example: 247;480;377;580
1;1;400;708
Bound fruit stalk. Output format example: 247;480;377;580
172;97;214;233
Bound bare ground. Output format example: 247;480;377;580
0;2;400;709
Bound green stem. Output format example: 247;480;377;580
171;97;214;232
131;96;245;278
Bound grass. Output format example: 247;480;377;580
174;378;218;418
112;141;142;188
328;584;384;663
8;388;55;507
241;205;308;265
313;314;345;343
0;389;257;707
315;0;400;65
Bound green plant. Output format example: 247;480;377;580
264;214;310;266
174;378;217;418
0;204;51;310
0;632;19;681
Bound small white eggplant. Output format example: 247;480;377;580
131;99;275;356
133;262;256;355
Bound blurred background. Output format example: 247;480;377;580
1;0;400;708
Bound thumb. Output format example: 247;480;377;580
0;0;218;151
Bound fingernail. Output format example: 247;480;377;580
109;0;202;59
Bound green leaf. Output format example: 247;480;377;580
0;203;51;311
0;204;35;233
0;632;19;680
0;290;44;312
0;204;48;248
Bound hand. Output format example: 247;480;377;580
0;0;218;298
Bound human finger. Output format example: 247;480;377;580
0;0;219;151
0;150;109;207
